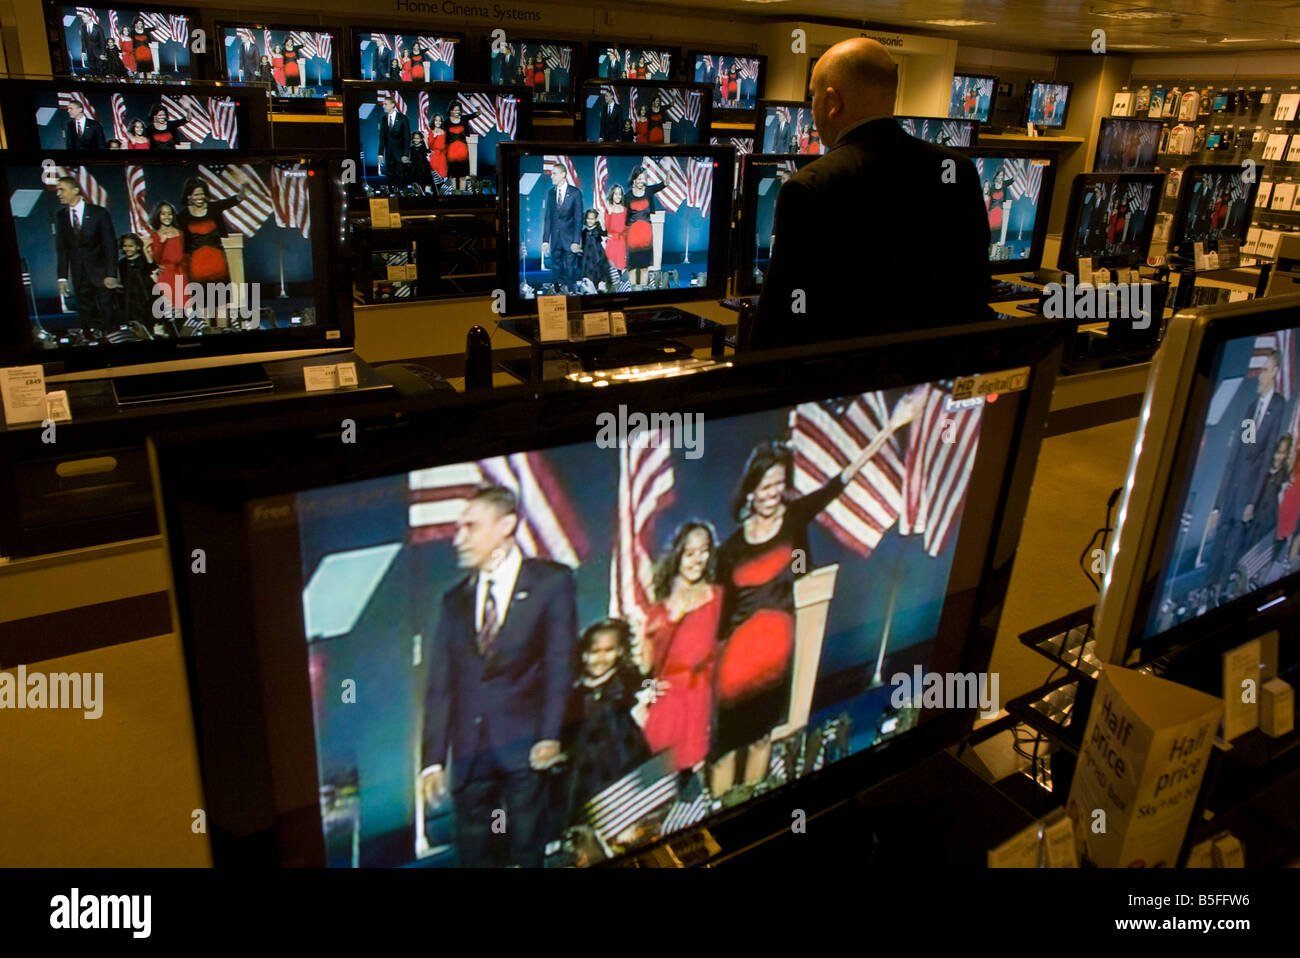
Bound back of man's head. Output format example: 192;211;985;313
810;38;899;147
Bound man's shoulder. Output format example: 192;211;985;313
521;557;576;587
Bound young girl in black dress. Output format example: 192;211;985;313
579;209;609;290
116;233;155;330
562;619;651;826
409;132;434;192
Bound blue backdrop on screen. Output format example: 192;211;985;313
356;33;457;82
594;46;673;80
1026;83;1070;127
949;76;994;122
760;105;824;154
972;155;1047;263
693;55;761;110
581;86;705;144
58;5;193;80
290;386;977;866
488;41;573;105
220;27;335;96
34;89;241;149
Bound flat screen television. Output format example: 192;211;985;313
499;142;731;311
1167;165;1260;258
754;100;825;155
152;312;1066;867
1023;80;1071;129
949;73;997;123
688;51;765;114
1094;295;1300;665
1094;117;1162;173
482;36;581;112
343;81;531;207
896;116;978;147
0;151;350;378
218;23;339;103
350;27;461;82
44;2;198;81
0;79;270;152
960;148;1057;273
1056;172;1165;274
710;135;753;200
589;43;678;81
735;153;819;296
577;80;712;145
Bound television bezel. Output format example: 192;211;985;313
949;72;999;124
346;24;466;82
214;19;344;112
956;146;1058;276
574;78;715;143
1022;79;1073;130
1093;117;1163;173
42;0;205;82
0;149;353;374
1167;163;1263;258
476;33;585;115
684;49;767;119
751;99;822;155
1055;171;1166;274
584;41;682;82
734;152;820;297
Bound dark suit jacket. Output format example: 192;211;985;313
598;103;621;142
65;117;107;150
56;203;118;286
542;184;584;250
238;41;259;80
79;22;106;64
752;117;994;349
421;558;577;785
377;109;410;168
1216;389;1285;524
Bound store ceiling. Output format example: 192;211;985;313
655;0;1300;53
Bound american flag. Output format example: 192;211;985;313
685;158;713;217
601;84;620;106
593;156;610;223
315;33;332;63
378;90;408;114
663;88;702;128
732;137;753;154
496;95;517;140
288;31;320;61
660;787;710;835
57;90;96;121
639;156;688;213
111;93;127;143
235;27;255;46
700;55;713;74
581;752;679;843
417;91;431;138
1006;158;1044;203
75;7;98;25
940;121;972;146
623;49;631;77
423;37;457;64
608;423;675;649
162;95;212;143
169;15;188;47
898;386;984;557
271;165;311;239
264;28;274;57
54;165;108;208
370;33;392;55
643;51;670;77
124;165;149;241
543;154;579;188
1125;181;1153;213
407;455;587;566
211;97;238;148
1250;329;1295;401
788;394;907;559
456;92;497;136
627;85;638;119
139;12;175;44
737;57;758;82
539;44;570;71
198;164;273;237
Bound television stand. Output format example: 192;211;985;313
111;363;274;406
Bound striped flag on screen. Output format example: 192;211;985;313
75;7;99;25
788;394;907;559
198;164;273;236
140;13;175;44
378;90;407;114
210;97;238;147
686;158;713;217
899;386;984;558
496;95;517;139
169;15;188;47
55;165;107;208
271;165;311;239
264;28;274;57
423;38;456;64
593;156;610;223
407;454;587;566
1125;181;1152;213
235;27;255;46
663;88;701;127
417;91;431;138
57;90;97;121
540;44;570;71
582;752;679;843
124;165;149;240
737;58;758;81
730;137;753;155
1006;159;1044;203
161;95;212;143
640;156;687;213
608;424;675;649
543;154;579;188
644;51;670;77
111;93;127;143
456;92;498;136
660;788;710;835
315;33;332;63
288;31;318;61
1250;329;1295;401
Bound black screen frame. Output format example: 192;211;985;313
42;0;204;81
949;73;999;123
1055;171;1166;274
735;152;819;297
1167;163;1263;258
585;41;681;82
574;79;715;143
0;149;352;374
684;49;767;120
751;99;822;155
956;146;1058;276
215;19;343;114
151;315;1066;867
476;34;585;115
346;24;466;82
1093;117;1163;173
1022;79;1073;130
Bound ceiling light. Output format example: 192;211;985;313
1095;9;1165;19
923;19;991;26
1110;43;1161;49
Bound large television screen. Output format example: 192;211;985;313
48;3;196;81
346;82;529;204
1057;172;1164;272
737;154;819;295
0;153;344;369
578;81;711;144
485;37;579;110
220;24;337;98
591;44;676;80
352;29;460;82
1095;118;1161;173
755;101;825;155
501;144;730;305
967;151;1055;270
1169;165;1260;254
949;74;997;123
690;52;764;111
896;116;977;147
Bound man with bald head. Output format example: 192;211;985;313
751;38;993;349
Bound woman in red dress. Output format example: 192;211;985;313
427;113;448;179
809;129;822;153
642;522;723;772
798;126;811;153
986;166;1007;235
602;184;628;273
534;54;546;92
1107;201;1126;246
271;45;286;89
727;65;740;106
398;47;412;82
625;167;664;288
129;17;154;75
409;42;427;82
523;55;535;89
282;38;302;94
176;178;248;299
647;96;666;144
444;102;480;191
710;394;926;796
148;201;186;329
634;105;649;144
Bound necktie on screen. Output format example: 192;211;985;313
72;209;80;230
477;578;498;655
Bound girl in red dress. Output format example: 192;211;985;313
625;167;664;287
272;45;286;89
642;522;723;772
125;118;151;150
534;54;546;91
647;97;666;144
147;201;186;331
129;18;154;75
399;47;412;82
409;42;426;82
809;129;822;153
710;394;926;796
444;102;480;191
524;56;535;88
798;127;810;153
427;113;448;179
282;38;302;94
602;184;628;272
634;105;649;144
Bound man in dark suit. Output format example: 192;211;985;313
420;485;577;867
751;39;993;349
237;34;260;81
63;100;107;150
77;12;107;74
597;88;622;142
376;95;411;187
1207;350;1286;603
541;162;583;292
54;176;120;333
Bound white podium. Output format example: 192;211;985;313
219;235;246;325
650;210;666;270
771;564;838;740
999;200;1011;246
466;134;479;176
663;120;673;143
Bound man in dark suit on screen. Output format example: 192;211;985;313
237;34;260;81
63;99;108;150
541;161;583;292
1206;350;1286;603
376;95;411;187
751;38;993;349
54;176;120;333
597;88;622;142
77;11;107;74
420;485;577;867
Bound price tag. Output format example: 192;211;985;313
611;311;628;336
389;213;403;230
1193;240;1212;270
303;362;358;391
44;390;72;423
1217;238;1241;268
386;265;406;281
583;311;611;338
537;295;568;342
1077;256;1094;285
369;197;391;226
403;264;419;280
1;364;49;425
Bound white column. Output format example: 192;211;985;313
466;134;479;176
650;210;666;271
772;564;839;740
221;235;246;325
